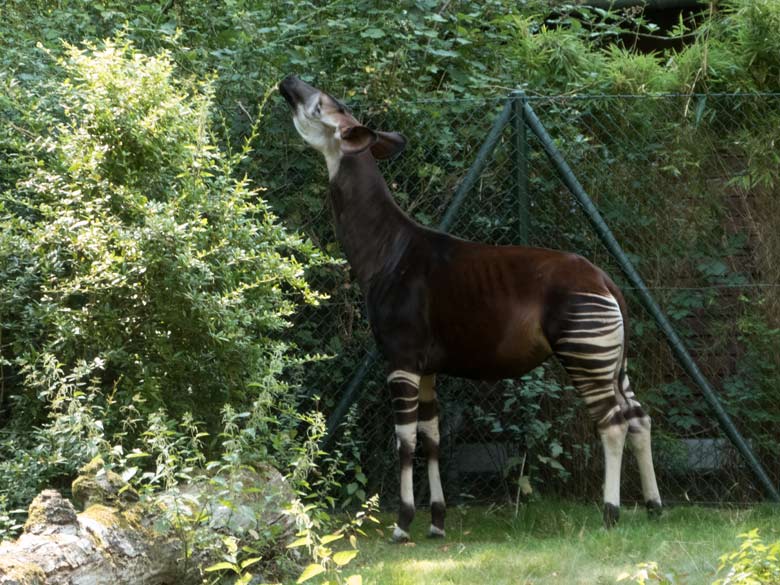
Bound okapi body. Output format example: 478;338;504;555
279;76;662;541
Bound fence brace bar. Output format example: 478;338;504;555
323;98;514;448
439;99;514;232
521;96;780;502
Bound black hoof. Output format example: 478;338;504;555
603;503;620;528
646;500;663;520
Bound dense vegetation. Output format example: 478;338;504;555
2;0;780;582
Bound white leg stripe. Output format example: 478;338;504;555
597;404;622;425
564;364;616;375
428;459;444;505
388;370;421;386
557;346;622;360
417;419;440;442
400;461;414;506
420;418;444;505
395;422;417;447
583;390;617;404
563;324;622;334
565;312;620;318
576;292;620;302
600;422;627;507
628;419;661;504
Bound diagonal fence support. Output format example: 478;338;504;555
322;98;514;449
438;99;514;231
521;97;780;503
323;349;380;447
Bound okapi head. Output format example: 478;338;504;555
278;75;406;177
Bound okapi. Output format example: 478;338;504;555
279;75;662;541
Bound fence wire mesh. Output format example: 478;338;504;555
254;93;780;509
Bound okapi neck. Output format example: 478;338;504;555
328;153;416;288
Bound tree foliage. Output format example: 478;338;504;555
0;36;328;511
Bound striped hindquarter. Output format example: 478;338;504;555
553;292;661;525
553;292;627;426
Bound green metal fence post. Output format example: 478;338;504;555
511;91;530;244
521;100;780;503
322;98;515;448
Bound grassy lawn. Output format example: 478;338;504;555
351;502;780;585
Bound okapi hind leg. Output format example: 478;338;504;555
619;360;662;518
598;409;629;528
418;375;446;538
553;292;631;528
387;369;420;543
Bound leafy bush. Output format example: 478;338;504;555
473;365;577;492
0;37;326;511
722;0;780;92
714;529;780;585
620;530;780;585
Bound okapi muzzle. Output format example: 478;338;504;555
279;75;662;541
279;75;406;179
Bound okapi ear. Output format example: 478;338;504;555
371;131;406;160
339;125;378;155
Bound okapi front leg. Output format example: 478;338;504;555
418;375;446;538
388;369;420;543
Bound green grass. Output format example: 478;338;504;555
351;502;780;585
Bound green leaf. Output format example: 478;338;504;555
360;28;385;39
287;536;310;548
320;533;344;545
120;466;138;482
429;48;459;58
204;561;237;573
240;557;262;570
297;563;326;583
333;550;359;566
518;476;533;496
548;459;566;472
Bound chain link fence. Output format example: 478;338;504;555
252;92;780;509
